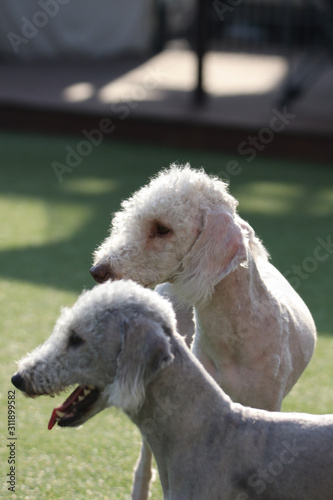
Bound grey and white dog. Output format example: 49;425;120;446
90;165;318;499
12;281;332;500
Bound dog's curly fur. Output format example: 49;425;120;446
12;280;333;500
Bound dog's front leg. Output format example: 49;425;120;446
131;439;154;500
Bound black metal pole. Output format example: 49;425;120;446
194;0;208;104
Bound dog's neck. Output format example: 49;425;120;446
190;253;278;404
195;251;264;337
129;336;234;492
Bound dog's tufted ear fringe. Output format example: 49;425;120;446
174;210;248;305
108;317;174;413
236;215;270;262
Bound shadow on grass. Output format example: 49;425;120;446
0;131;332;331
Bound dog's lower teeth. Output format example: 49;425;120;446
78;396;84;402
56;410;65;418
83;389;91;396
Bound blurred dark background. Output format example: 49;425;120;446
0;0;332;162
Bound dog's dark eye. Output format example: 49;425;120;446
68;331;84;348
156;223;171;236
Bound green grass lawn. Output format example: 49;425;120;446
0;130;332;499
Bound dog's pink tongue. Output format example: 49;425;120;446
48;385;84;430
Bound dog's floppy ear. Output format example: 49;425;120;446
111;317;174;413
177;211;247;304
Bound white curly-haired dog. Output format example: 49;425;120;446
11;281;333;500
90;165;317;498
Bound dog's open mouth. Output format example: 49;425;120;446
48;385;100;430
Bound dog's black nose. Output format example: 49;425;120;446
11;372;25;392
90;263;114;283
